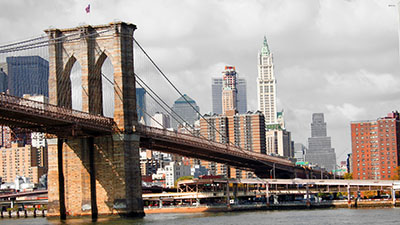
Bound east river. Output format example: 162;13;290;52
2;208;400;225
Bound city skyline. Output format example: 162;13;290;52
0;1;398;162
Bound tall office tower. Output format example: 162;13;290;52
200;111;266;178
0;67;7;93
257;36;277;125
170;94;200;130
7;56;49;97
294;143;307;162
351;112;400;180
0;126;11;148
306;113;336;171
212;78;247;115
222;66;237;115
151;112;171;129
266;129;293;157
23;94;49;148
136;88;146;124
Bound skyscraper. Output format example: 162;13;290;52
212;78;247;115
294;143;307;163
0;67;7;93
222;66;237;115
266;129;293;157
136;88;146;124
200;111;266;178
306;113;336;171
7;56;49;97
257;36;276;125
170;94;200;130
351;112;400;180
151;112;171;129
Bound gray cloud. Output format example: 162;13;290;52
0;0;398;163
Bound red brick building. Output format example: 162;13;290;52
351;112;400;180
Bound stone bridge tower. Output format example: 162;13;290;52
45;22;143;218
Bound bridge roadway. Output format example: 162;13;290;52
138;125;304;178
0;93;114;136
0;93;315;178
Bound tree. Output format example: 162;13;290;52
174;176;194;187
343;173;353;180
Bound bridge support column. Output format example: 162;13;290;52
45;21;143;218
88;137;98;221
47;138;67;219
57;139;67;220
392;188;396;206
226;180;231;208
347;184;351;208
305;184;310;208
115;134;144;217
266;181;270;207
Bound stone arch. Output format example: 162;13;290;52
95;51;115;118
70;59;83;111
58;55;76;108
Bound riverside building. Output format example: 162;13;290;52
351;111;400;180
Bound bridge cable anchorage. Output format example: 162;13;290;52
133;39;292;175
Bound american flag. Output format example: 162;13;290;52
85;4;90;13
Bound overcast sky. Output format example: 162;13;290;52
1;0;399;162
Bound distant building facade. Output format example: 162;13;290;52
222;66;238;115
0;126;11;148
7;56;49;97
161;162;191;188
294;143;307;162
351;112;400;180
170;94;200;130
23;95;48;148
0;67;7;93
151;112;171;129
0;143;47;184
257;36;276;125
200;111;265;178
136;88;146;124
306;113;336;172
212;78;247;115
266;129;293;157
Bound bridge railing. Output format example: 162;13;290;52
138;125;294;167
0;93;114;128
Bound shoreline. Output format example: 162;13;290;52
144;200;398;214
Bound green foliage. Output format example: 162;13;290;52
343;173;353;180
174;176;194;187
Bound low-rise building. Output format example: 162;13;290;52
0;143;47;184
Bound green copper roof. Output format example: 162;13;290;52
174;94;196;104
261;35;270;55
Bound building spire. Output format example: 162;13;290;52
261;35;270;55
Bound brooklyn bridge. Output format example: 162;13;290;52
0;22;330;219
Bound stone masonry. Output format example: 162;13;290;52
45;22;143;217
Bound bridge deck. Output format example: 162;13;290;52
0;93;114;136
138;125;302;177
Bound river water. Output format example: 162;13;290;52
2;208;400;225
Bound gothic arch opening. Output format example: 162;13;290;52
100;56;114;118
70;60;82;111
